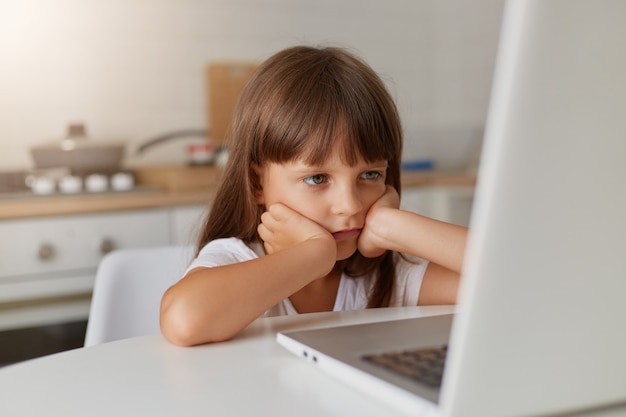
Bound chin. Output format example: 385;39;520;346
335;243;358;261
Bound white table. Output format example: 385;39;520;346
1;306;625;417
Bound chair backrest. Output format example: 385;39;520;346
84;245;194;347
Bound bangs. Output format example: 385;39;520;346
292;102;396;167
248;47;402;168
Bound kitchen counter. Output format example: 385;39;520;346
0;170;475;220
0;188;214;220
401;170;476;188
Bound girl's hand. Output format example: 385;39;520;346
358;185;400;258
258;203;335;255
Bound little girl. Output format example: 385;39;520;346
160;45;468;346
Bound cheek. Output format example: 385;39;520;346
278;192;329;228
264;188;323;219
364;185;387;208
289;195;327;221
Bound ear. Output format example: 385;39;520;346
251;163;265;205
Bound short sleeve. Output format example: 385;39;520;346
390;254;428;306
185;238;263;274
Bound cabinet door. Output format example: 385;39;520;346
401;186;474;227
0;209;170;279
169;205;209;246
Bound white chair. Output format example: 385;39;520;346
84;245;194;347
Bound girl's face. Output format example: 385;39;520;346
255;144;388;260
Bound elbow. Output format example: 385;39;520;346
159;287;238;346
160;288;199;346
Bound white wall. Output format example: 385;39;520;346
0;0;503;170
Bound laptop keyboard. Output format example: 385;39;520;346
362;345;448;388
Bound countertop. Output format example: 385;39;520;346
0;170;475;220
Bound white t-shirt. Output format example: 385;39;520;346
185;237;428;318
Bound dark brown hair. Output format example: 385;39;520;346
197;45;403;307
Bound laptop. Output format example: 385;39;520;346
277;1;626;416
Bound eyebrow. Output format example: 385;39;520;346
290;160;388;171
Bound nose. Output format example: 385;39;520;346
330;183;363;216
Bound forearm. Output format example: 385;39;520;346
160;239;334;346
367;207;467;273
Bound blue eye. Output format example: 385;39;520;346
361;171;382;180
304;174;327;185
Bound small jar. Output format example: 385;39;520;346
111;172;134;191
29;176;56;195
187;143;215;165
85;174;108;193
59;175;82;194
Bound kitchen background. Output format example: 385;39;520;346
1;0;502;170
0;0;503;364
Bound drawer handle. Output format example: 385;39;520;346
38;243;55;261
100;238;116;255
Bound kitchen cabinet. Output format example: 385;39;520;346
169;204;208;246
0;210;170;287
0;205;207;332
401;186;474;227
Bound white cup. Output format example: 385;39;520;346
111;172;134;191
59;175;83;194
28;176;56;195
85;174;108;193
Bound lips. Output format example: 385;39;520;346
331;227;362;240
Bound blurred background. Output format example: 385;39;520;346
0;0;502;365
0;0;502;169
